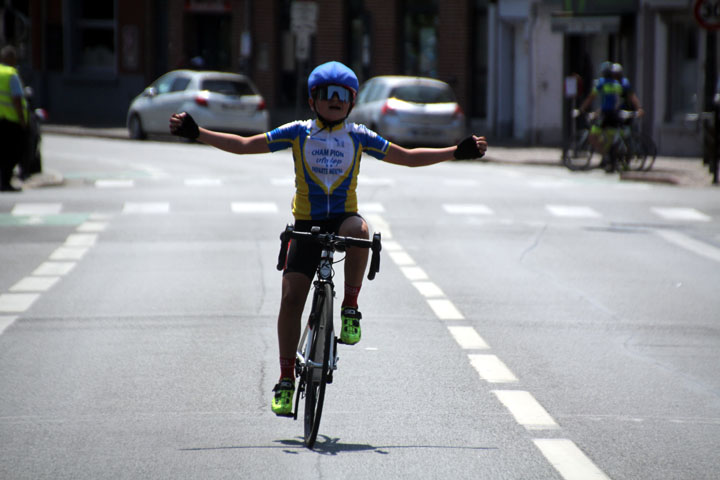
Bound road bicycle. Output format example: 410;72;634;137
563;110;657;172
276;224;382;449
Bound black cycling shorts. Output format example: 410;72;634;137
283;213;364;279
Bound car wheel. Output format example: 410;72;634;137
128;114;147;140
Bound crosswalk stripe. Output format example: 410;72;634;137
11;203;62;215
651;207;711;222
546;205;602;218
185;178;222;187
443;204;494;215
122;202;170;214
96;179;134;188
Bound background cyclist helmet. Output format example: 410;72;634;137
307;61;359;124
600;61;614;78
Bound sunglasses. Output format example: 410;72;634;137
314;85;353;103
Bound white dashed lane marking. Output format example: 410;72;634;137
492;390;560;430
533;439;611;480
0;294;40;313
447;326;489;350
469;354;519;383
0;316;18;335
10;276;60;292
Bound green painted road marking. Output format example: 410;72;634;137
0;213;90;226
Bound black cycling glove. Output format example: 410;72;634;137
171;112;199;140
453;135;484;160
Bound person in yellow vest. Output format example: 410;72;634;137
0;45;28;192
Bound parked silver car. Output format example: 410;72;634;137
127;70;269;139
349;76;466;147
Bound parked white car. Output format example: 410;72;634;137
349;76;466;147
127;70;269;139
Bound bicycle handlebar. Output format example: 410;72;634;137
276;224;382;280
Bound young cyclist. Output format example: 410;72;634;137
169;61;487;416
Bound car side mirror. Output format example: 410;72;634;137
144;87;158;98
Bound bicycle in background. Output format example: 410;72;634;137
563;110;657;173
276;224;382;449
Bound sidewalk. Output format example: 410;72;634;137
38;124;717;188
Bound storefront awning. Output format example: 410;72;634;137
550;15;621;34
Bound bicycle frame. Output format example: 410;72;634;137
275;224;381;448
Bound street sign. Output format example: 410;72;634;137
694;0;720;30
291;1;317;35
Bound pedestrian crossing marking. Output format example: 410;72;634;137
11;203;62;215
185;178;222;187
546;205;602;218
651;207;711;222
96;179;134;188
443;204;494;215
122;202;170;214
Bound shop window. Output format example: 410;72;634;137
68;0;116;73
403;0;438;78
666;17;698;122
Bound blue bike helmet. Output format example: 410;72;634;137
307;61;359;98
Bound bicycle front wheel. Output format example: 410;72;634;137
563;130;595;171
303;283;333;449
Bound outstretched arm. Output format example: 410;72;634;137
169;112;270;155
383;135;487;167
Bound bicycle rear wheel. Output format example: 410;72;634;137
639;133;658;171
562;130;595;171
303;283;333;449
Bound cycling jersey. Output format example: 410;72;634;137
266;119;390;220
593;77;623;113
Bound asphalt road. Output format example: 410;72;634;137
1;134;719;479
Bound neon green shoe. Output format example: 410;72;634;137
271;378;294;416
339;307;362;345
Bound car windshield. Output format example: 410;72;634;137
390;84;455;104
201;79;255;96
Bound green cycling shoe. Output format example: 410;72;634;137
271;378;295;416
339;306;362;345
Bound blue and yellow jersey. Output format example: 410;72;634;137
266;119;390;220
592;77;624;113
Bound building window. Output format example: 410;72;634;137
68;0;116;73
472;0;489;118
666;17;698;122
403;0;438;78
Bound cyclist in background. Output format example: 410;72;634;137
169;61;487;416
578;61;623;171
612;62;644;123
